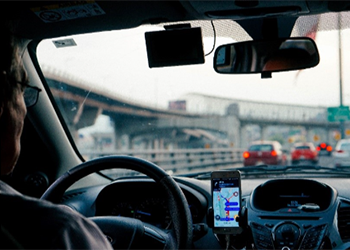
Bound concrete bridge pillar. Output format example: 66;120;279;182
120;134;130;150
153;139;165;150
226;116;241;149
240;125;249;149
327;130;333;145
226;104;241;148
261;125;269;141
322;128;331;144
306;127;313;143
114;128;123;150
114;123;134;150
136;139;151;150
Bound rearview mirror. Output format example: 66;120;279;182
214;38;319;77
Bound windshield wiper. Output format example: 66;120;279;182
237;164;327;172
254;164;350;173
184;164;350;179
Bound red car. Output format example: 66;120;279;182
291;142;318;164
243;141;287;166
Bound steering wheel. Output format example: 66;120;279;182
41;155;193;249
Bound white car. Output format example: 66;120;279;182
333;139;350;167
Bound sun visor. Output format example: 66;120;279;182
145;26;205;68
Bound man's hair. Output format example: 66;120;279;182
0;28;24;104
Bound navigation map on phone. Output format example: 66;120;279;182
212;178;240;228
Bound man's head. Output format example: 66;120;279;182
263;48;314;72
0;29;28;176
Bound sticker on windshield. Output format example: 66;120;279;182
52;39;77;48
31;1;105;23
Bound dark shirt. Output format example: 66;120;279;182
0;180;113;249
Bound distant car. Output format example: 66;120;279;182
291;142;318;164
333;139;350;167
243;140;287;166
316;142;333;156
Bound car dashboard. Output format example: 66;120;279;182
61;176;350;249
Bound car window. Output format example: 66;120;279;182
339;143;350;151
248;145;273;151
295;146;311;150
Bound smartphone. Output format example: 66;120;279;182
211;170;242;234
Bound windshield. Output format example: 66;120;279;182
295;146;311;150
36;13;350;178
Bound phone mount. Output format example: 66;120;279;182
207;206;248;249
207;205;248;229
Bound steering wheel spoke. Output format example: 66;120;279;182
90;216;172;249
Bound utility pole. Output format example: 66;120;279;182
338;12;345;139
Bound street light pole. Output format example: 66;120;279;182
338;13;345;139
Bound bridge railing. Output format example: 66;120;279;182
81;148;245;173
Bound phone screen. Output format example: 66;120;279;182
212;175;241;230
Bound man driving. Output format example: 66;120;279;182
0;28;113;249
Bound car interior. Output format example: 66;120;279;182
2;1;350;249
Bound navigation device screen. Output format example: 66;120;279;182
212;177;240;228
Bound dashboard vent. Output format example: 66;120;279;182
338;200;350;242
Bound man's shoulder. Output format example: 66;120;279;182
0;181;113;249
0;186;76;221
0;180;82;225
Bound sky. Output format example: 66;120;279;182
36;19;350;110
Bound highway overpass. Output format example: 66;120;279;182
44;69;345;150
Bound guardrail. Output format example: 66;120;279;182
81;148;245;173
